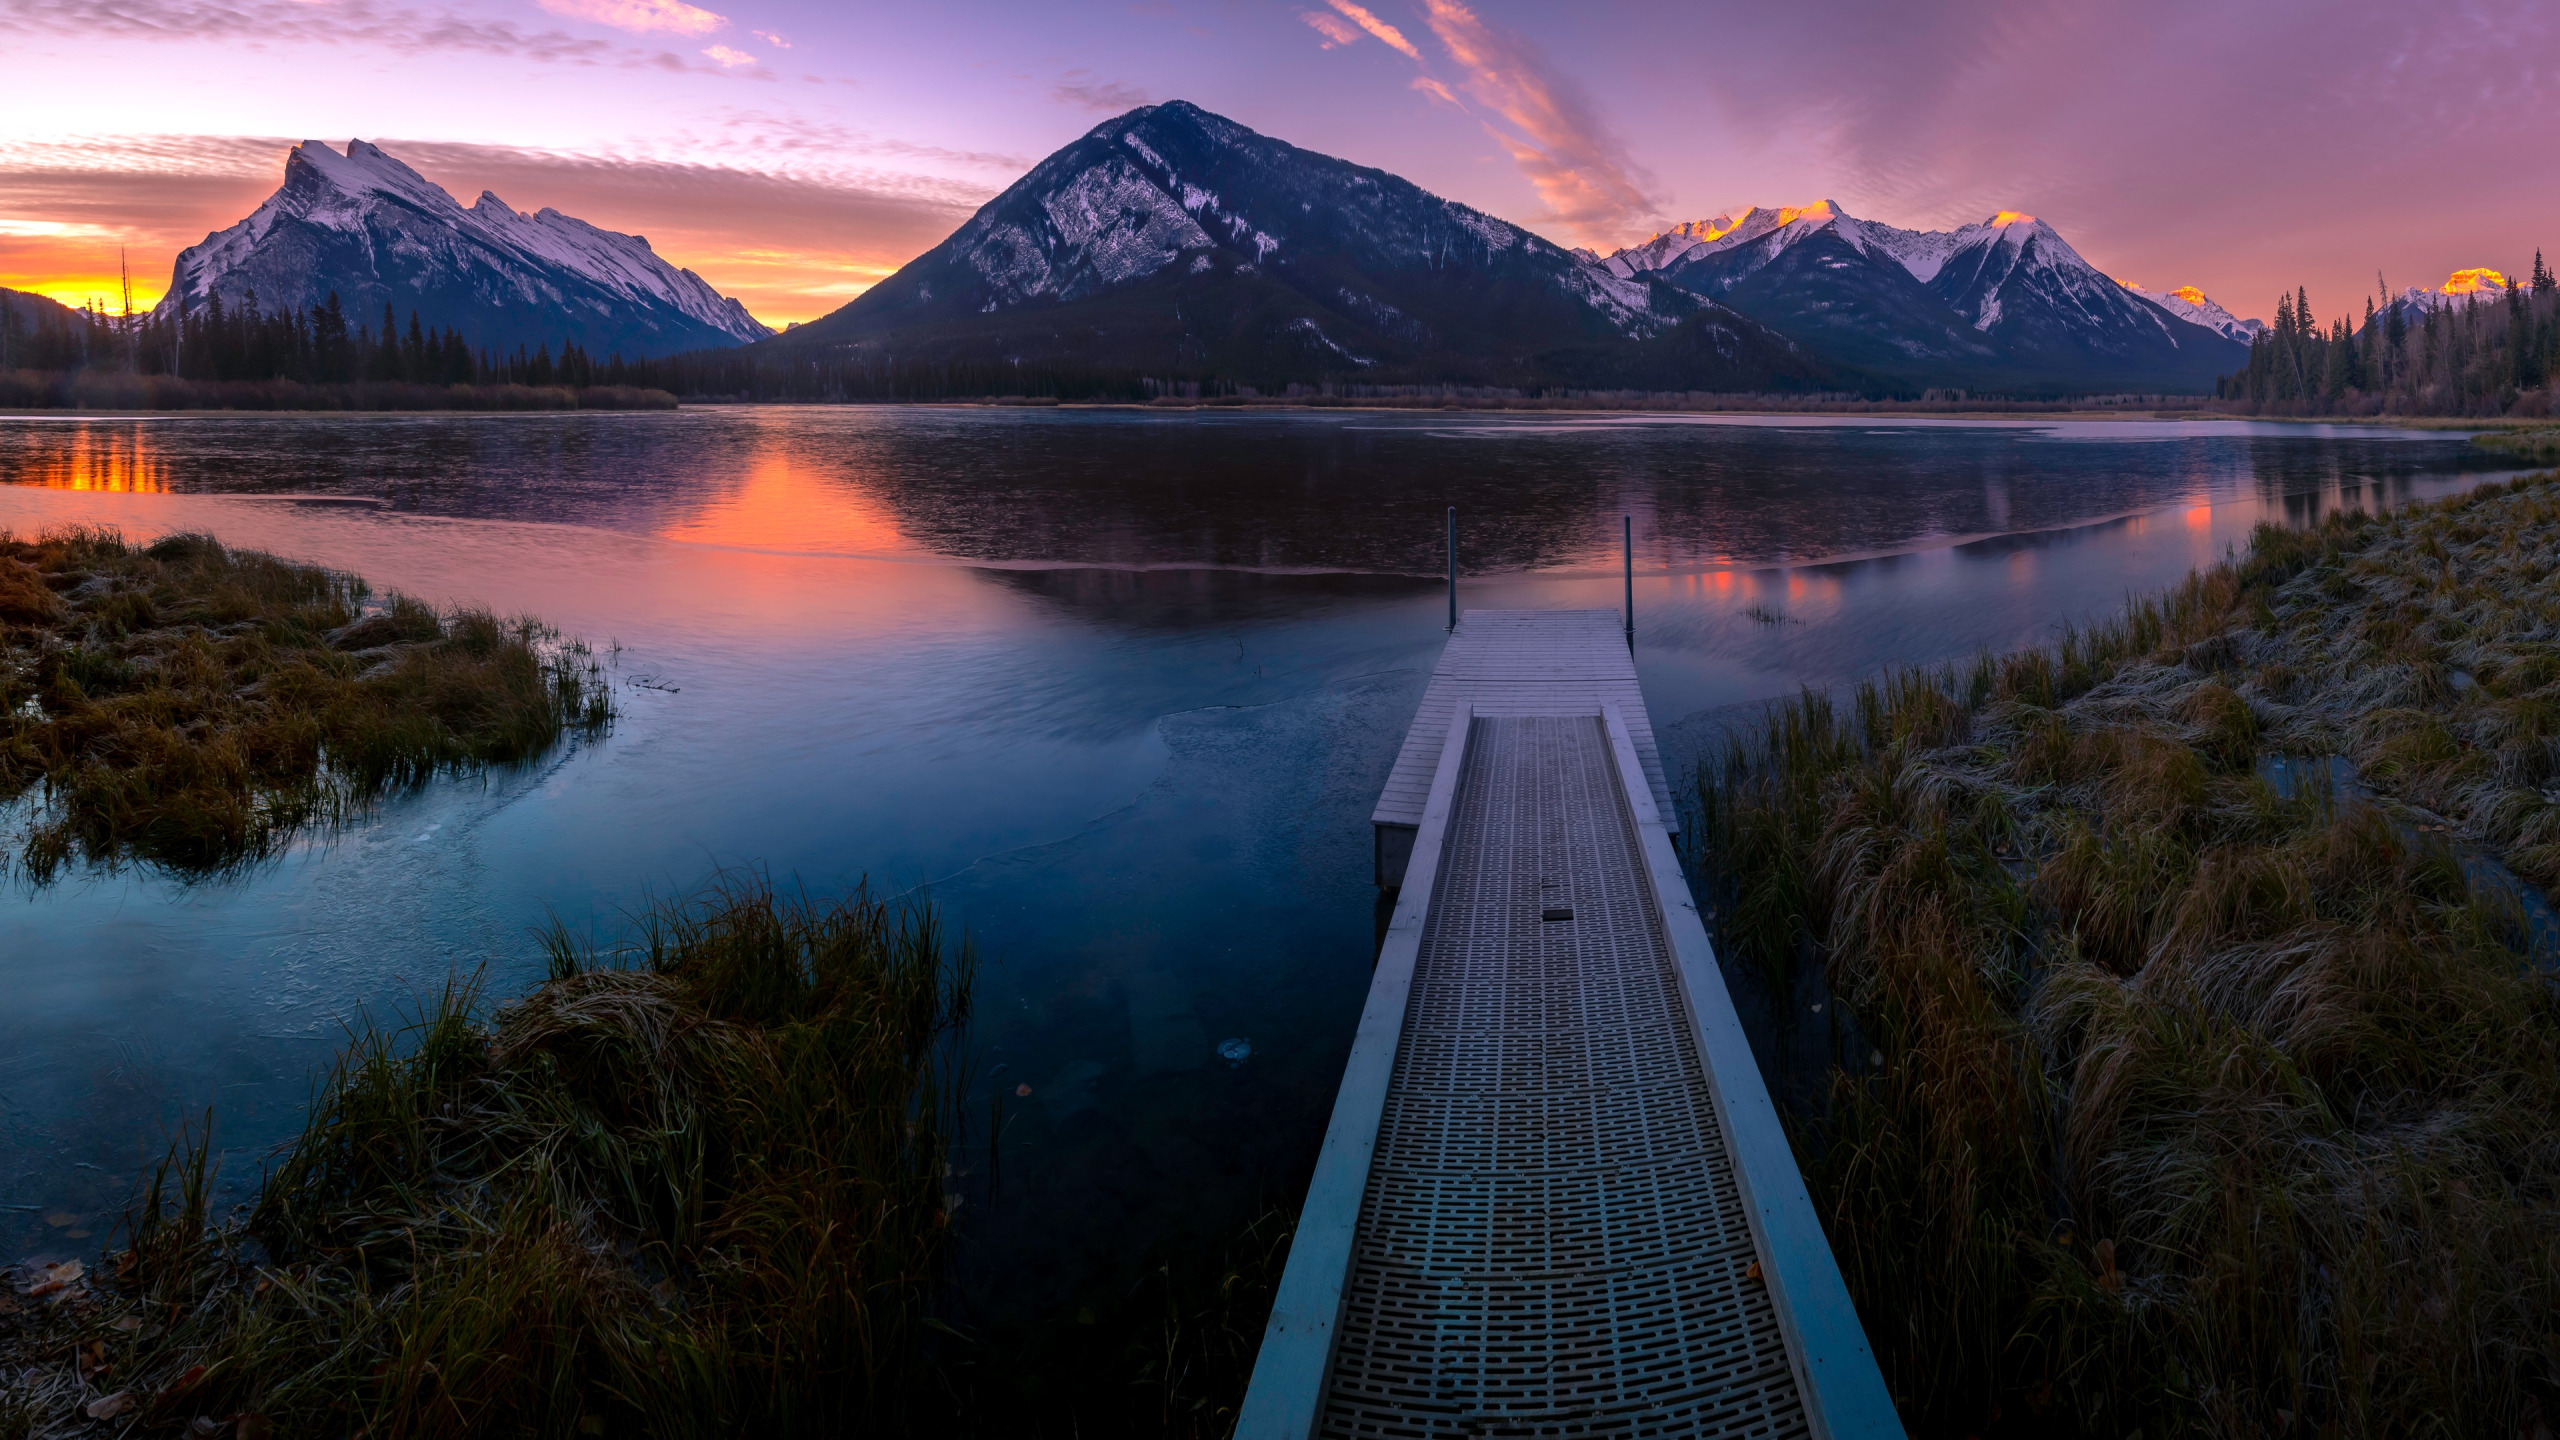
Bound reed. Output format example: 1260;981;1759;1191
1696;474;2560;1435
1;878;972;1438
0;527;610;879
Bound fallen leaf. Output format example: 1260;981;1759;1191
113;1314;143;1332
65;1228;91;1239
86;1392;136;1420
45;1211;79;1228
27;1258;84;1297
1745;1260;1763;1283
1015;1083;1032;1097
157;1363;209;1404
188;1417;227;1438
234;1416;274;1440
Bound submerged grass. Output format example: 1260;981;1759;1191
0;527;610;880
3;877;972;1438
1697;473;2560;1436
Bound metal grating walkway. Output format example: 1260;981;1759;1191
1241;610;1899;1440
1322;716;1806;1438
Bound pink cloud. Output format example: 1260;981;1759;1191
1326;0;1420;59
538;0;725;37
701;42;754;66
1299;10;1359;47
1417;0;1660;246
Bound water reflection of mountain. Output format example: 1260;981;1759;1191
0;412;2524;582
778;415;2526;577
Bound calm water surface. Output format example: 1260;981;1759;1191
0;407;2523;1311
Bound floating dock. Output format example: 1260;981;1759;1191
1239;609;1902;1439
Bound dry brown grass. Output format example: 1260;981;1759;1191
1;878;972;1439
1698;474;2560;1436
0;527;609;880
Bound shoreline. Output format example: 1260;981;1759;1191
0;399;2543;429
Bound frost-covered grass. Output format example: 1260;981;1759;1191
1697;474;2560;1435
0;527;610;880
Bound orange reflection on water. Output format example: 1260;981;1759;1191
2185;504;2212;530
12;424;167;493
657;452;906;557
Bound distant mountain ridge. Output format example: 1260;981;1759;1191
1587;200;2251;391
154;141;769;358
773;102;1839;392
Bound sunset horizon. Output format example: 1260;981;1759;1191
7;0;2556;330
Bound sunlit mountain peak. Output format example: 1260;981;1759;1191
2440;267;2512;295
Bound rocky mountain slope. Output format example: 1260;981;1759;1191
153;141;768;357
773;102;1836;391
1595;201;2248;392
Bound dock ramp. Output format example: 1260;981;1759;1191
1239;610;1902;1439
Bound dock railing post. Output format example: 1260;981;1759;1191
1446;506;1457;631
1622;514;1634;650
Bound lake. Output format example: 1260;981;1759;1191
0;406;2524;1314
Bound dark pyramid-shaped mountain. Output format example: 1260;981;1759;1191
154;141;769;358
775;102;1836;391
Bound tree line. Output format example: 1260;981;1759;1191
2219;255;2559;416
0;289;637;392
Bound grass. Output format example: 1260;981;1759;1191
2;877;975;1438
2475;429;2560;463
0;527;610;880
1694;473;2560;1435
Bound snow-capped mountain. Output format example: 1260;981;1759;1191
2121;284;2265;342
780;102;1832;390
2374;268;2521;330
1597;201;2247;391
154;141;768;357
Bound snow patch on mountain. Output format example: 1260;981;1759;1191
2122;283;2266;341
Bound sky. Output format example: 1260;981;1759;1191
2;0;2554;328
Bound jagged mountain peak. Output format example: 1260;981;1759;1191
2119;282;2266;341
153;139;766;356
1591;196;2243;390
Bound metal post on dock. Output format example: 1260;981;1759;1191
1446;506;1457;631
1622;514;1633;649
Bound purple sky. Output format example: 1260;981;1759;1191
3;0;2552;327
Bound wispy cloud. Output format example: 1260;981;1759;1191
700;42;753;66
1408;74;1459;108
1298;9;1358;46
1052;73;1149;112
749;27;788;46
1326;0;1419;59
0;0;776;73
1415;0;1659;245
537;0;723;37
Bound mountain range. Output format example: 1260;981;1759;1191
154;108;2271;393
152;140;769;358
770;104;2248;394
772;101;1833;392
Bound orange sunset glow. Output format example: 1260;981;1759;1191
13;424;169;492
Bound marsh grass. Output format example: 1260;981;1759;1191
0;878;972;1438
0;527;610;880
1697;475;2560;1435
2476;429;2560;464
